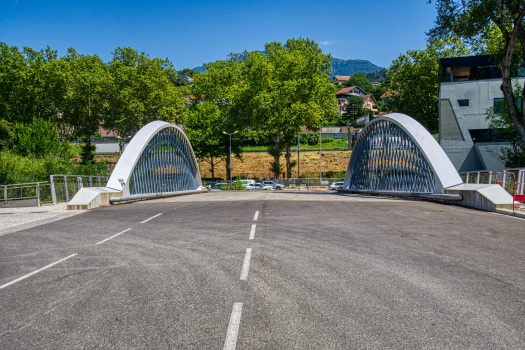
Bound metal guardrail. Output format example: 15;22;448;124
459;168;525;196
50;175;110;203
1;182;52;204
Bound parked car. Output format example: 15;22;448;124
329;181;345;190
246;183;273;190
210;183;228;191
261;181;286;190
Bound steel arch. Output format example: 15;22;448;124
343;113;462;194
107;121;201;196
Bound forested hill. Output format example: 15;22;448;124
193;58;383;78
330;58;382;78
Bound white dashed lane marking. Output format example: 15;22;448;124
223;302;243;350
240;248;252;280
0;254;77;290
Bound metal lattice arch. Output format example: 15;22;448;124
107;121;201;197
343;113;463;195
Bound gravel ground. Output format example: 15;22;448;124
0;203;86;236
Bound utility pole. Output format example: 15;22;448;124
223;131;238;184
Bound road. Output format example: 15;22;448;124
1;191;524;349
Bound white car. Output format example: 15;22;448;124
329;182;344;190
261;181;286;190
246;183;273;190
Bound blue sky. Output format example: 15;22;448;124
1;0;438;70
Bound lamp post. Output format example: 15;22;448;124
223;131;238;184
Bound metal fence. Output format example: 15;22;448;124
1;182;53;204
50;175;110;203
278;178;345;187
459;168;525;196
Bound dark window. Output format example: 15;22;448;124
458;99;469;107
468;129;518;143
494;98;504;114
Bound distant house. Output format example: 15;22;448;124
335;86;370;115
332;75;351;85
380;91;397;103
177;75;194;84
371;81;380;87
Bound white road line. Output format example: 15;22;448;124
140;213;162;224
240;248;252;280
223;302;243;350
96;228;132;245
249;224;256;240
253;211;259;221
0;254;77;290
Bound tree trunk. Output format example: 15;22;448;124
83;133;94;164
285;144;292;178
210;157;215;180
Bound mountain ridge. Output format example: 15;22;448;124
192;58;383;78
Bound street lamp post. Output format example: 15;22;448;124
223;131;238;184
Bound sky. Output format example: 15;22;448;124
1;0;439;70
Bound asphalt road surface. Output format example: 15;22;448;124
1;191;524;349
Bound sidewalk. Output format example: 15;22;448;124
0;203;86;236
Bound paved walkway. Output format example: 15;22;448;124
0;203;86;236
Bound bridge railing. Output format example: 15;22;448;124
459;168;525;196
50;175;110;204
1;182;53;205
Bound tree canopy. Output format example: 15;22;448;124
429;0;525;156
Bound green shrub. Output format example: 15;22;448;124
0;151;109;185
308;133;319;145
11;119;70;158
300;133;309;145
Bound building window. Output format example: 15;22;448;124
458;99;469;107
494;98;504;114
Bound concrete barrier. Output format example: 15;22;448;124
67;187;123;210
444;184;514;211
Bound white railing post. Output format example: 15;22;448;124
489;171;493;184
36;183;40;206
50;175;57;204
64;176;70;202
477;172;480;184
89;176;93;187
520;169;524;195
98;177;101;187
466;173;469;184
3;185;6;201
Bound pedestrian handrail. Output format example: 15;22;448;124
1;181;52;204
459;168;525;196
50;175;110;204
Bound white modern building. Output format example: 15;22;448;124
439;55;525;171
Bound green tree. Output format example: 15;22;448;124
177;68;196;77
240;38;337;178
185;102;242;180
10;119;68;158
344;71;373;93
104;47;188;142
382;37;471;133
486;81;524;167
430;0;525;153
344;95;367;125
0;43;59;124
53;49;110;164
190;56;246;178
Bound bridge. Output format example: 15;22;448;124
1;115;523;348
